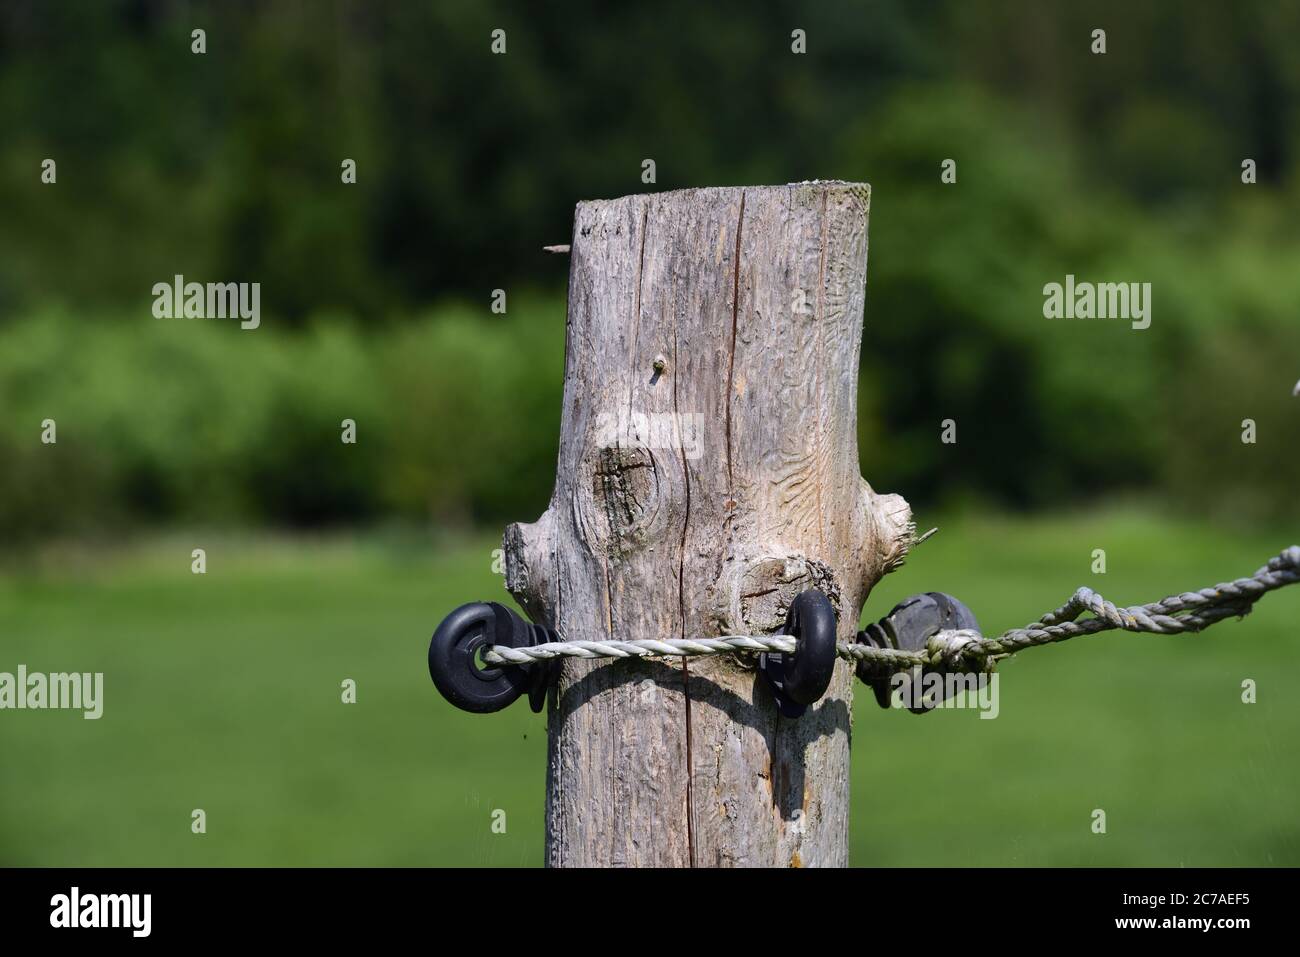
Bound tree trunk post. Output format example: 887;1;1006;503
505;182;912;867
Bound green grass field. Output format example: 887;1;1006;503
1;509;1296;866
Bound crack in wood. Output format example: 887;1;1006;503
512;184;906;867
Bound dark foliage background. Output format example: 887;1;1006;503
2;0;1297;537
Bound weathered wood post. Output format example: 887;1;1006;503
505;183;913;867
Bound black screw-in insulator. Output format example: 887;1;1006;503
760;589;838;718
428;602;556;714
857;591;980;713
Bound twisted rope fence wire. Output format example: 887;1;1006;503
481;546;1300;673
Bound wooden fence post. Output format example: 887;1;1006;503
505;182;913;867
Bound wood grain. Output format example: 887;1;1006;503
505;183;912;867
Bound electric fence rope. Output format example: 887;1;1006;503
481;545;1300;673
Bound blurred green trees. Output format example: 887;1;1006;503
0;1;1296;537
0;300;564;537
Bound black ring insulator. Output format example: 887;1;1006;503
428;602;536;713
760;589;838;718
